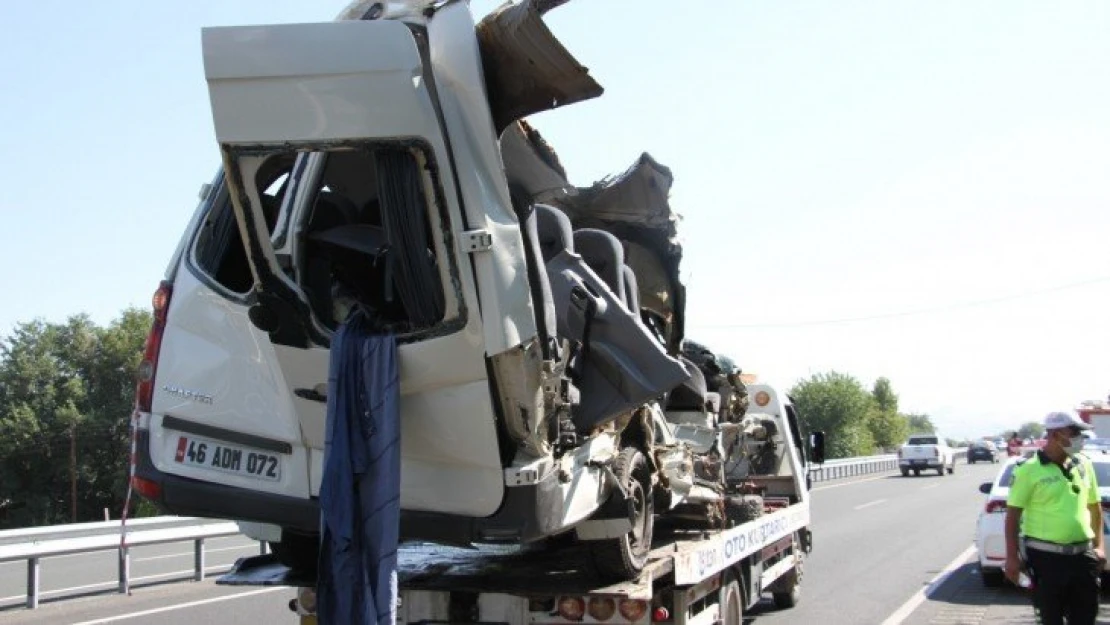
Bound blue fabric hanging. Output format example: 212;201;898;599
317;312;401;625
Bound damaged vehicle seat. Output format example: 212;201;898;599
572;229;625;301
536;204;574;264
542;213;688;432
514;203;559;359
302;191;362;326
621;264;640;317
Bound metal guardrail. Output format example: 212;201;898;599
0;516;262;610
809;448;969;482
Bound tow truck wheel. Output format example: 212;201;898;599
981;568;1005;587
592;447;654;582
772;568;802;609
721;571;743;625
772;535;803;609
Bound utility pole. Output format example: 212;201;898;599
70;425;77;523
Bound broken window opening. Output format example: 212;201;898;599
298;146;448;335
194;156;293;295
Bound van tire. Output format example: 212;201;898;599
592;447;654;582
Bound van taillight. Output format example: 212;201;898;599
985;500;1006;514
135;281;172;413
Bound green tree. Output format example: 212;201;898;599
1017;421;1044;440
790;371;876;458
867;406;910;451
0;308;151;529
905;413;936;434
865;377;909;450
872;377;899;414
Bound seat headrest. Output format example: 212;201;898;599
535;204;573;263
573;228;625;298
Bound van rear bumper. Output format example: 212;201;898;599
133;429;320;533
134;428;563;545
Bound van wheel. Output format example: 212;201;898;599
592;447;654;582
913;469;920;476
937;466;945;476
721;571;743;625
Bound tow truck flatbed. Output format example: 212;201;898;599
219;502;810;600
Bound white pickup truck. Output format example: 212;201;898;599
898;434;955;477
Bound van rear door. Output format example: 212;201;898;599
201;19;505;517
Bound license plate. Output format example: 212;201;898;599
174;435;281;482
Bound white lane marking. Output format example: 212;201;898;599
134;545;255;563
854;498;888;510
70;587;286;625
0;565;234;604
812;474;892;491
880;543;976;625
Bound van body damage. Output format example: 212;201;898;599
139;0;722;583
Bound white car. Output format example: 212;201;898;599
898;434;956;476
975;453;1110;586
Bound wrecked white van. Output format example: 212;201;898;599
131;0;708;581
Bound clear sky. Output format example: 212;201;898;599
1;1;1107;439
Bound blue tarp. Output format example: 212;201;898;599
318;313;401;625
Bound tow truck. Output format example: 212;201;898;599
218;383;823;624
1077;398;1110;439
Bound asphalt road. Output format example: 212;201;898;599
4;461;1106;624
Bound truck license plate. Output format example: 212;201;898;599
174;435;281;482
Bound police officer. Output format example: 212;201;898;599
1005;411;1105;624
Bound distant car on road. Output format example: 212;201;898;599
975;454;1110;587
967;441;998;464
898;433;955;477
